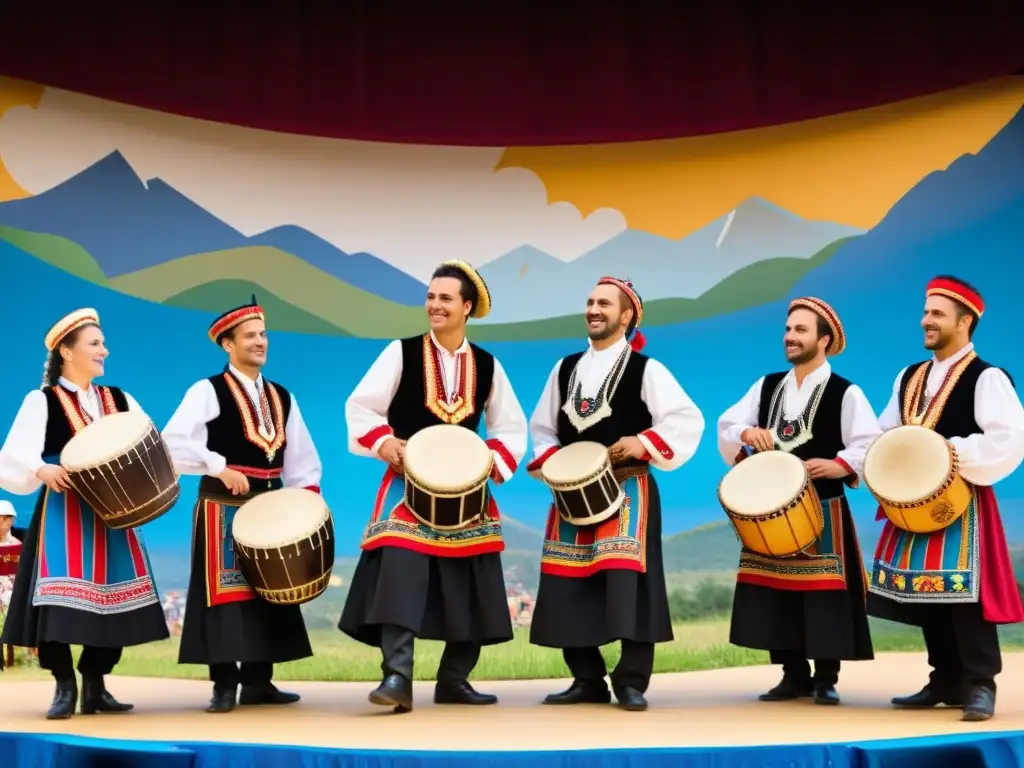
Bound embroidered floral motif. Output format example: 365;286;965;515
222;374;286;461
912;574;945;592
421;334;478;425
561;344;631;433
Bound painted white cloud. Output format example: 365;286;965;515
0;88;626;281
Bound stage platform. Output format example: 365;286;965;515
3;652;1024;767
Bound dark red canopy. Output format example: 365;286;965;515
1;3;1022;145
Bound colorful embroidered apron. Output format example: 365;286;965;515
33;388;158;615
736;496;863;592
540;467;650;578
868;350;982;604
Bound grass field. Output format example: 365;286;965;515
7;617;1023;684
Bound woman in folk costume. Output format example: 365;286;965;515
0;309;168;718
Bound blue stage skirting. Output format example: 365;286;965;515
4;731;1024;768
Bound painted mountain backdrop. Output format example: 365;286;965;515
0;150;864;339
477;198;863;324
0;106;1021;557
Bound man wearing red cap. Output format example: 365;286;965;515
162;296;323;713
718;297;881;705
526;277;705;711
868;276;1024;722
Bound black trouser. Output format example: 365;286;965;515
380;624;481;685
769;649;840;686
921;601;1001;694
209;662;274;690
38;642;122;681
564;639;655;694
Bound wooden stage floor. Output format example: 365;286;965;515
2;652;1022;751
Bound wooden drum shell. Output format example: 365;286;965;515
63;423;181;531
864;426;971;535
721;481;824;558
548;463;624;527
403;471;490;531
874;470;971;535
234;515;335;606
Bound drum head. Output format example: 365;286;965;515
719;450;807;516
541;441;608;485
233;488;330;548
864;425;951;503
404;424;493;490
61;410;153;470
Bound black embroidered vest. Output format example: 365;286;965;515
200;372;292;495
757;371;851;499
555;350;653;469
42;385;129;458
387;335;495;439
897;356;1013;440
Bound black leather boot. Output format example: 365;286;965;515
239;682;300;706
47;677;78;720
543;680;612;705
81;675;134;715
434;680;498;705
891;685;964;709
369;673;413;712
758;675;813;701
614;685;648;711
207;685;238;713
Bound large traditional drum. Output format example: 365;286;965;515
60;411;180;530
718;450;824;557
540;441;625;527
863;425;971;534
232;487;335;605
402;424;493;530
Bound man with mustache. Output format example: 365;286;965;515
162;296;323;713
526;277;705;711
340;261;528;713
717;297;880;705
867;276;1024;722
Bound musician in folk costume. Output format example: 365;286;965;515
526;277;705;712
867;276;1024;722
0;500;23;671
340;261;528;713
162;296;323;713
0;310;168;717
717;298;880;705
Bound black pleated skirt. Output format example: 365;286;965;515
177;498;313;666
729;499;874;661
339;546;513;647
529;474;674;648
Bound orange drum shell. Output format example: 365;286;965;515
722;483;824;558
875;472;972;534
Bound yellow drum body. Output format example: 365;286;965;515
863;425;971;534
718;450;824;558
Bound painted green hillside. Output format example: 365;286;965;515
0;225;855;340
